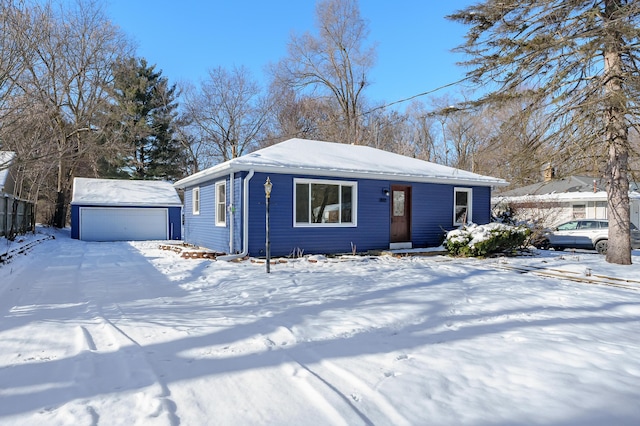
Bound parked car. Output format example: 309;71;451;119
536;219;640;254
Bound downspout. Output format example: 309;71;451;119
218;169;254;261
228;171;234;254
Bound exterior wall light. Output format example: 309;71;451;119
264;177;272;273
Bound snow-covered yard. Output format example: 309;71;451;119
1;229;639;425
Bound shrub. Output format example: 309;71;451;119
444;223;531;257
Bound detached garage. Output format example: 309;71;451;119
71;178;182;241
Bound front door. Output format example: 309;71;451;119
390;185;411;244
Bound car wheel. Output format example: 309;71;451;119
595;239;608;255
552;246;565;251
533;237;550;250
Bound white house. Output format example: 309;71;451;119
493;175;640;228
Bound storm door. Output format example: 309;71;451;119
390;185;411;243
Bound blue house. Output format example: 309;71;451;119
173;138;508;258
71;178;182;241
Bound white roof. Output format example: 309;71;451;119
174;138;508;188
495;191;640;203
71;178;182;207
0;151;16;191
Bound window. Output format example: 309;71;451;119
454;187;472;225
557;221;578;231
572;204;586;219
192;187;200;215
216;181;226;226
294;179;357;226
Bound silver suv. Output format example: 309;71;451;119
540;219;640;254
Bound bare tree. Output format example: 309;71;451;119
184;66;270;162
403;101;437;162
272;0;376;145
3;0;131;226
448;0;640;265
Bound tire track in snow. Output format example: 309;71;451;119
262;326;410;425
73;302;180;425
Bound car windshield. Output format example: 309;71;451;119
557;221;579;231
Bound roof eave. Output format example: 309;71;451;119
174;163;508;188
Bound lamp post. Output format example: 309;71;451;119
264;177;272;273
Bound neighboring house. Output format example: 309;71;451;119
0;151;17;196
71;178;182;241
493;175;640;229
173;138;508;258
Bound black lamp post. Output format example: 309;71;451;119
264;177;272;273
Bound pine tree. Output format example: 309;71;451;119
109;57;183;181
448;0;640;265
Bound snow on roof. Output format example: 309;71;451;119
0;151;16;191
496;176;609;197
495;175;640;202
175;138;508;188
495;191;640;204
71;178;182;207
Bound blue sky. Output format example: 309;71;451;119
106;1;474;108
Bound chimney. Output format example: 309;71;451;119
543;163;555;182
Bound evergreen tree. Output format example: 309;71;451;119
110;57;183;180
448;0;640;265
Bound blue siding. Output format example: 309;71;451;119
472;186;491;224
183;178;230;253
247;173;391;257
71;205;80;239
167;207;182;240
181;172;496;257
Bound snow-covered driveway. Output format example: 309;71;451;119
1;231;640;425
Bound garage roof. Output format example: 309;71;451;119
71;178;182;207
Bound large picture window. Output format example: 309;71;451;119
454;187;472;225
216;181;226;226
192;187;200;215
294;179;357;226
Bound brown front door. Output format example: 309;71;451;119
390;185;411;242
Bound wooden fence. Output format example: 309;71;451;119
1;195;35;238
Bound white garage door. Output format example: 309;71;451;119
80;207;168;241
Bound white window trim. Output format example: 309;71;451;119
215;181;226;227
293;178;357;227
453;187;473;226
192;187;200;215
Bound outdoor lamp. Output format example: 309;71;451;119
264;177;273;199
264;177;272;273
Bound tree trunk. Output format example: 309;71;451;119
53;190;67;228
603;0;631;265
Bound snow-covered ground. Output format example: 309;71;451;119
1;228;639;425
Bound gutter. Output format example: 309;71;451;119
217;169;254;261
228;171;234;254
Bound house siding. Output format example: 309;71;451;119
243;173;494;257
183;179;227;252
181;172;495;257
247;174;391;257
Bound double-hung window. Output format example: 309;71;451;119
294;179;357;226
454;187;472;225
192;187;200;215
216;181;226;226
